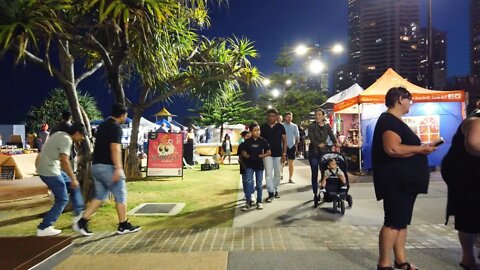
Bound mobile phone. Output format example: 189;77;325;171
432;137;444;147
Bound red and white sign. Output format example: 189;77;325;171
147;133;183;177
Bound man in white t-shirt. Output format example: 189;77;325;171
35;124;85;236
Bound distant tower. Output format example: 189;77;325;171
342;0;420;88
418;27;447;89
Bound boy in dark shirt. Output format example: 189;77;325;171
238;130;252;202
241;123;271;210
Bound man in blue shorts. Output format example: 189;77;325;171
74;104;140;236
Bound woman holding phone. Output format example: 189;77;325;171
372;87;438;270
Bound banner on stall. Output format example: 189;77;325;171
147;132;183;177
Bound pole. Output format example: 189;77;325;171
427;0;433;89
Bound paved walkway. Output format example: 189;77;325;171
55;160;478;270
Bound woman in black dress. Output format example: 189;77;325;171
372;87;437;270
441;110;480;270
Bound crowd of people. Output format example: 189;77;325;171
32;90;480;269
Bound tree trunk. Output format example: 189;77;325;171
58;41;94;199
106;66;126;104
125;106;143;178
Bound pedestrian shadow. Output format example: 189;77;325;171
217;188;240;195
0;211;47;227
73;232;118;247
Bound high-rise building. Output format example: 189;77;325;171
339;0;421;88
471;0;480;76
359;0;421;86
418;27;447;89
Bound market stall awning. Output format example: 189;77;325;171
322;83;364;106
334;68;465;112
154;107;176;117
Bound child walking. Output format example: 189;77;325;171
241;123;271;210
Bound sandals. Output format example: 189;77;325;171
394;261;420;270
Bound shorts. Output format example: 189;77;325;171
224;149;231;156
286;146;296;160
383;191;417;230
92;164;127;203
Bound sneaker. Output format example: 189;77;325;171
117;220;141;235
340;185;348;190
288;179;295;184
73;218;93;236
241;203;254;211
37;226;62;237
265;194;275;203
72;211;84;224
274;191;280;199
256;203;263;210
319;187;326;193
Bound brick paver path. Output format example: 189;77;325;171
73;224;459;255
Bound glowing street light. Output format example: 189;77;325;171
271;88;281;98
308;59;326;75
285;79;292;86
295;44;309;56
263;78;271;86
331;44;344;54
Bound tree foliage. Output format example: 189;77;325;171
189;92;253;127
26;89;102;134
274;46;293;72
254;90;327;126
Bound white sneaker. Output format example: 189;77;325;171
256;203;263;210
37;226;62;237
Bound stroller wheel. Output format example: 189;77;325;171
340;200;346;215
346;195;353;207
332;199;337;213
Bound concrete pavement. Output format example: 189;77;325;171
55;160;478;270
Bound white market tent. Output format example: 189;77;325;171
321;83;364;114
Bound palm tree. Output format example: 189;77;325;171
0;0;104;197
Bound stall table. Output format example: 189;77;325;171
0;153;38;179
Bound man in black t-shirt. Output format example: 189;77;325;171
74;104;141;236
260;108;287;202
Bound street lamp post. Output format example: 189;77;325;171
427;0;433;89
294;43;344;92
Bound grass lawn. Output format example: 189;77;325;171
0;165;240;236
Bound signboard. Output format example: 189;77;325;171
147;133;183;177
0;166;15;180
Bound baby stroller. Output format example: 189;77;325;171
314;151;353;214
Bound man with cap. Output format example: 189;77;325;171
35;123;86;236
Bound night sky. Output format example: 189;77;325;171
0;0;471;125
